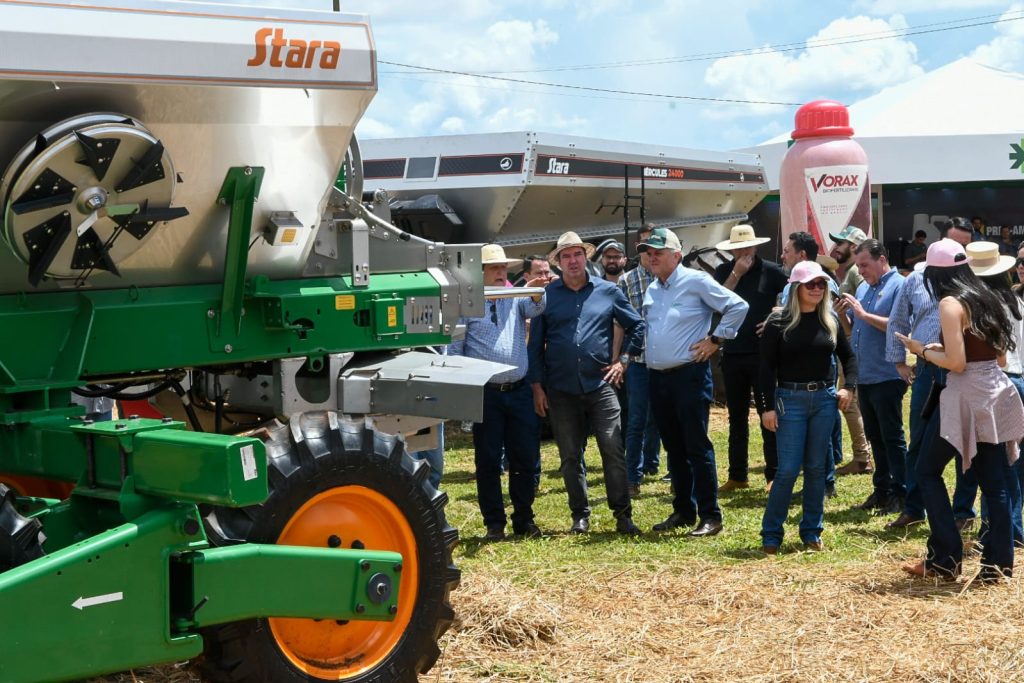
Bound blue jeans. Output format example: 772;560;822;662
902;362;942;519
826;410;842;486
761;386;835;547
472;384;540;531
979;375;1024;545
859;380;908;500
410;427;444;491
649;362;721;523
919;436;1013;578
624;362;661;485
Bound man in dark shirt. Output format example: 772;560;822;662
713;225;788;491
528;231;645;535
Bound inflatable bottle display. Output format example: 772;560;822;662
779;100;871;253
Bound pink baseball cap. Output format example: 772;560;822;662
788;260;828;284
914;238;971;272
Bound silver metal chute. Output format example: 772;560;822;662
338;351;513;424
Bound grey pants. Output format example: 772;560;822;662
547;385;632;521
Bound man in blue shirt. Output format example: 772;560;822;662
450;244;547;541
641;228;749;537
527;231;644;535
837;239;907;515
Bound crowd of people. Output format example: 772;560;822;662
439;216;1024;582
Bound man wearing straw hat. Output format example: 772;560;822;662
641;228;748;537
712;224;788;493
451;244;548;541
527;231;645;535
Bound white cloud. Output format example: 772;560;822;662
440;116;466;133
856;0;1006;13
356;117;397;139
703;15;923;116
971;3;1024;70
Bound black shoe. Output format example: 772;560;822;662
879;496;904;515
825;482;837;499
570;517;590;535
513;523;542;539
616;516;642;536
857;492;885;511
652;512;696;532
643;468;659;476
483;525;505;541
627;484;641;498
688;519;723;537
954;517;975;534
886;513;925;529
661;472;673;482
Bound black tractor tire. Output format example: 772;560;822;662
198;413;459;683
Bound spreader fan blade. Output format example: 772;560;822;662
112;203;189;240
23;211;72;287
10;168;75;215
114;140;166;192
74;131;121;182
72;227;119;276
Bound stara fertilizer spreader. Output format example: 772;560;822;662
0;2;512;681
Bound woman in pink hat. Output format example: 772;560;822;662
758;260;857;554
897;239;1024;581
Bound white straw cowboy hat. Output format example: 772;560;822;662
548;231;596;266
715;224;770;251
966;241;1015;277
481;243;523;268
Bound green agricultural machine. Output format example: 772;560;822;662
0;2;510;681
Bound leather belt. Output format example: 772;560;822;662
778;380;832;391
650;361;700;375
486;378;526;392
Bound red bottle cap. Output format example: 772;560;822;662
791;100;854;139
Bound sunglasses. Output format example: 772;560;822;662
1017;257;1024;266
802;279;828;291
490;301;498;325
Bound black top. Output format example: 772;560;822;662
713;256;788;355
759;313;858;408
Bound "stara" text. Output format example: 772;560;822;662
247;28;341;69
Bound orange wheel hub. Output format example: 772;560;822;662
269;486;418;680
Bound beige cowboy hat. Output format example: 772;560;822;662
481;243;523;268
715;224;770;251
548;231;596;266
966;241;1015;277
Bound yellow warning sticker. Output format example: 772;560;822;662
387;305;397;328
335;295;355;310
281;228;298;244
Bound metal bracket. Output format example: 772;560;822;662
215;166;265;341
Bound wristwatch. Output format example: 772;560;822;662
619;354;631;366
709;335;722;346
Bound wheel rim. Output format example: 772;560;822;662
269;485;419;680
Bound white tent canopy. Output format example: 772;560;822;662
745;58;1024;189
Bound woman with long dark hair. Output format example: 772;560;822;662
759;260;857;554
967;241;1024;547
897;239;1024;580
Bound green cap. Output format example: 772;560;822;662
636;227;682;253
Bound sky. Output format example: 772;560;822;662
225;0;1024;153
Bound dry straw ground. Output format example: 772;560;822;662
92;409;1024;683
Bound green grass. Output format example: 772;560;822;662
441;407;934;575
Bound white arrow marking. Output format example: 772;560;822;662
72;591;123;610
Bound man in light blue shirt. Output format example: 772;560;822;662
641;228;748;537
838;239;907;516
450;244;547;541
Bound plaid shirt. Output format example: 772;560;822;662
618;265;654;362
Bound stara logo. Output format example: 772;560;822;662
247;28;341;69
1009;138;1024;173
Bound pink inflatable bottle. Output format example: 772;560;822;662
779;100;871;254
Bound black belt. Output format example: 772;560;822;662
486;378;526;392
650;361;701;375
778;380;832;391
1006;372;1023;379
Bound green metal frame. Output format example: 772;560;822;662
0;167;421;683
